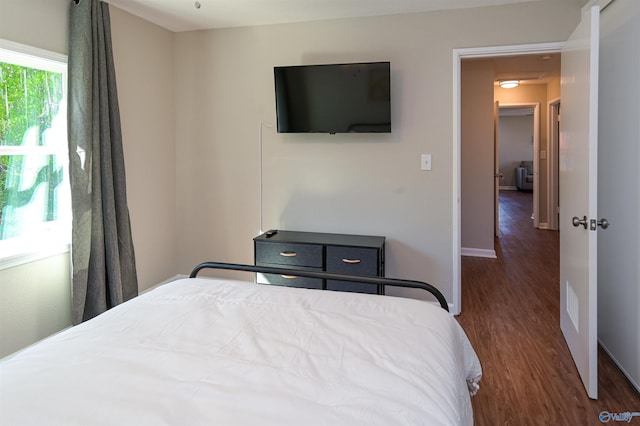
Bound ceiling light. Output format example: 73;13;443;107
499;80;520;89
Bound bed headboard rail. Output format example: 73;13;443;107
189;262;449;312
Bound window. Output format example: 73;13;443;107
0;40;70;268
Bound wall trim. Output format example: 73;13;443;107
500;186;518;191
461;247;497;258
547;97;561;231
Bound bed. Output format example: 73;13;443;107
0;262;482;425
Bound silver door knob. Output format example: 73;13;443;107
597;218;610;229
572;216;588;229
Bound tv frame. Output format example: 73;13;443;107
273;61;391;135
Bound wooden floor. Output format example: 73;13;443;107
456;190;639;425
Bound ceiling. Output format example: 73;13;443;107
492;53;561;84
464;52;561;87
105;0;549;32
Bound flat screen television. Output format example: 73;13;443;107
274;62;391;134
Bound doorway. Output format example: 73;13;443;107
452;42;563;314
496;104;539;235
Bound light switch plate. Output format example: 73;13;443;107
421;154;432;171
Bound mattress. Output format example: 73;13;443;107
0;277;481;425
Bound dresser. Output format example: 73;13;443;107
253;230;385;294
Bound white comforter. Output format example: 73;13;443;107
0;278;481;425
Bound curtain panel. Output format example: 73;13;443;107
68;0;138;324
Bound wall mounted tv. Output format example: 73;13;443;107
274;62;391;134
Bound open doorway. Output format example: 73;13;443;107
496;104;538;235
453;42;563;314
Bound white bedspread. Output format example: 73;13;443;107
0;278;481;425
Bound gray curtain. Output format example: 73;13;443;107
68;0;138;324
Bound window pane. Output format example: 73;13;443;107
0;154;68;240
0;61;69;242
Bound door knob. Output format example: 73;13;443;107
572;216;588;229
597;218;609;229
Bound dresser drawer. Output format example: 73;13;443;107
326;246;380;275
257;270;323;289
326;246;381;294
255;241;323;268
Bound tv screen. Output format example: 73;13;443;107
274;62;391;134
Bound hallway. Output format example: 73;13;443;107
456;190;639;425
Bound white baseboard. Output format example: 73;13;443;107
461;247;497;258
537;222;549;230
499;186;518;191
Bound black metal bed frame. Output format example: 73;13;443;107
189;262;449;312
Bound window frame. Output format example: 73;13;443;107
0;39;70;270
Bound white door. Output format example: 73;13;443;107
559;5;600;400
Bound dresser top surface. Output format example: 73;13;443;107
254;230;385;248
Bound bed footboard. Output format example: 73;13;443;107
189;262;449;312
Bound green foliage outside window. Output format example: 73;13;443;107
0;62;65;236
0;63;63;145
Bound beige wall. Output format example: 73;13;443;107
499;114;534;188
0;254;72;358
0;0;68;54
109;7;177;292
461;60;496;252
173;1;582;302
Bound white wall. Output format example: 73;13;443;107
499;114;534;188
173;1;582;302
597;0;640;392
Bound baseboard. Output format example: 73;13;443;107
599;340;640;395
499;186;518;191
461;247;497;258
537;222;550;230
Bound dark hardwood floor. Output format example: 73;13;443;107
456;190;639;425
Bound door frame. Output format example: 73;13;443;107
452;42;564;314
547;98;561;231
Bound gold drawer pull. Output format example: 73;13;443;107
281;275;297;279
342;258;361;264
280;251;297;257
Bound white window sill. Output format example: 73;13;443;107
0;241;70;271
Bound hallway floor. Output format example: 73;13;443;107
456;190;639;425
